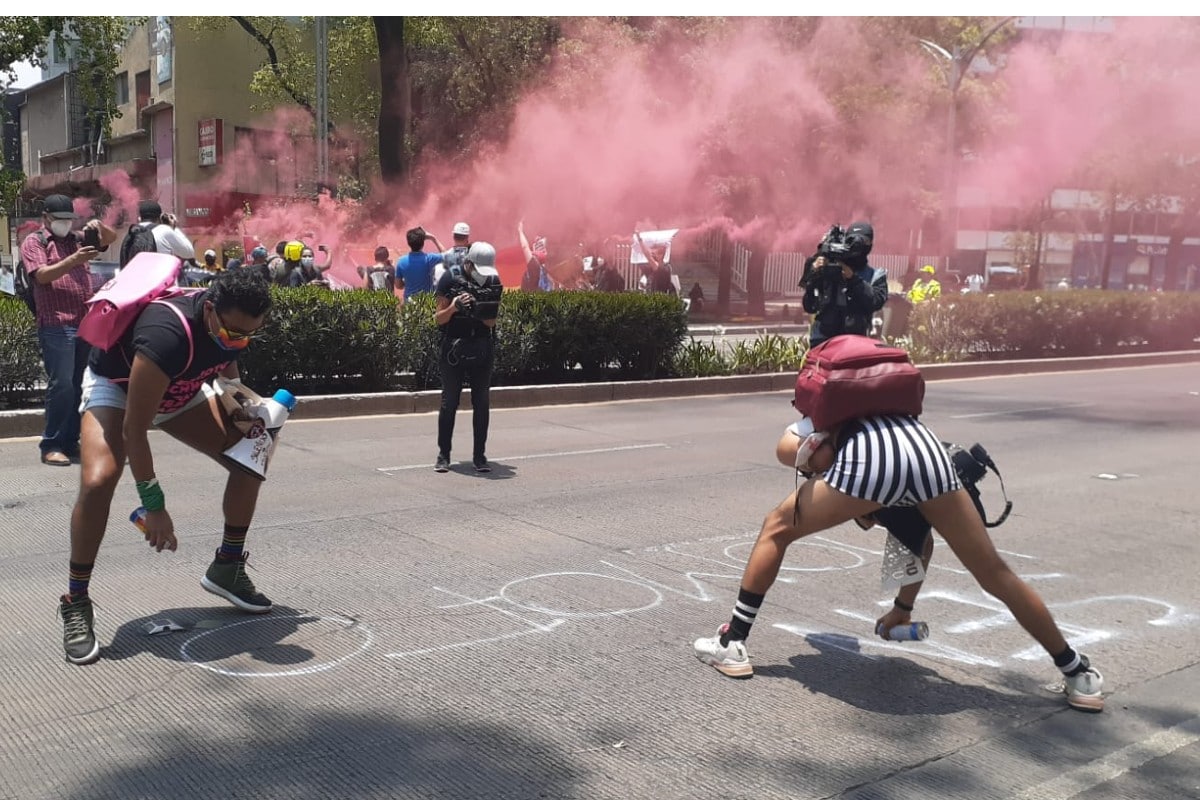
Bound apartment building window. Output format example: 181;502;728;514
114;71;129;106
135;70;150;111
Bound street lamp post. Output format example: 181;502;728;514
918;18;1013;264
315;16;329;193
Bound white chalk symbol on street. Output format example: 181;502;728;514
383;532;1194;665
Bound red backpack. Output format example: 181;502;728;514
793;335;925;430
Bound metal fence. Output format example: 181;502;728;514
762;253;946;297
608;239;945;298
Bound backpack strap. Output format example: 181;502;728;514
149;298;195;378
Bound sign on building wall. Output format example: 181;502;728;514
153;17;173;84
198;119;223;166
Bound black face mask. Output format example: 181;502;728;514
204;257;216;266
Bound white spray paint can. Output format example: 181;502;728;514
877;621;930;641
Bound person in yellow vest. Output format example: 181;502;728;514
908;264;942;304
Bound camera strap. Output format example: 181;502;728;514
977;457;1013;528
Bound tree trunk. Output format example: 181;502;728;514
1163;203;1198;292
1099;193;1116;290
746;241;767;317
1027;197;1048;291
374;17;407;185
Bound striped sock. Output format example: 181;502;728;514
68;561;94;599
721;587;765;645
1053;645;1089;676
217;524;249;561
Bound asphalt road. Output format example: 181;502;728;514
1;364;1198;800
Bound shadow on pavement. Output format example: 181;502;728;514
466;460;516;480
66;703;583;800
755;632;1048;716
104;605;335;667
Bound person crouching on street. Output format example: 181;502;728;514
58;269;275;665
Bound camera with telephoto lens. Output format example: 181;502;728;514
817;224;872;265
801;224;873;289
947;442;993;486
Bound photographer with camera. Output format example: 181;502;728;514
433;241;504;473
20;194;117;466
800;221;888;347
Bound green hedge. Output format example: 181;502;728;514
906;290;1200;363
3;289;1198;408
238;287;402;394
396;290;688;388
0;295;42;407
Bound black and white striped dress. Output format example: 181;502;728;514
825;415;961;506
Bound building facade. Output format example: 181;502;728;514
15;17;315;247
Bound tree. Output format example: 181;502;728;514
374;18;406;183
196;16;560;188
0;16;131;210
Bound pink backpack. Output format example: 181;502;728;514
78;252;184;351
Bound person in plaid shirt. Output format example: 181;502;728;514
20;194;116;466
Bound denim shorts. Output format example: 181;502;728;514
79;367;216;427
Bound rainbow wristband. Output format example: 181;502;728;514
135;479;166;512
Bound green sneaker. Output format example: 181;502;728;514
59;594;100;665
201;551;273;613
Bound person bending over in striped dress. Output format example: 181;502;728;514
692;413;1105;712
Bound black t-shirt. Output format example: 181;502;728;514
89;291;237;414
651;264;676;295
435;267;503;339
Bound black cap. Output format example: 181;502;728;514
138;199;163;220
847;221;874;241
43;194;76;219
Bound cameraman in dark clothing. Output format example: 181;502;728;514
800;221;888;347
433;241;504;474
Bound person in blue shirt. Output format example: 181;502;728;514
395;226;444;302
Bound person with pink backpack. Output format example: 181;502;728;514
58;267;276;665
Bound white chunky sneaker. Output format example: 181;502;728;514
1063;657;1104;712
693;624;753;678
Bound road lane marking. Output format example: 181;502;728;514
376;442;669;472
1012;718;1200;800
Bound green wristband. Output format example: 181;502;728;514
136;479;166;512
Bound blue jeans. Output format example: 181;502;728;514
38;325;92;456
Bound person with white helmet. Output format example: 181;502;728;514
432;240;504;473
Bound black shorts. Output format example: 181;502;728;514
872;506;932;557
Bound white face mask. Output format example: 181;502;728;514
50;220;73;238
300;257;315;268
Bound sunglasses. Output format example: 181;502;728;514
211;308;263;341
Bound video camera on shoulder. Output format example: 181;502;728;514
818;224;871;265
801;224;874;289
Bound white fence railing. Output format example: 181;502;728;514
731;242;749;293
607;242;946;298
762;253;947;297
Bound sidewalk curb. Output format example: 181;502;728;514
2;350;1198;439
